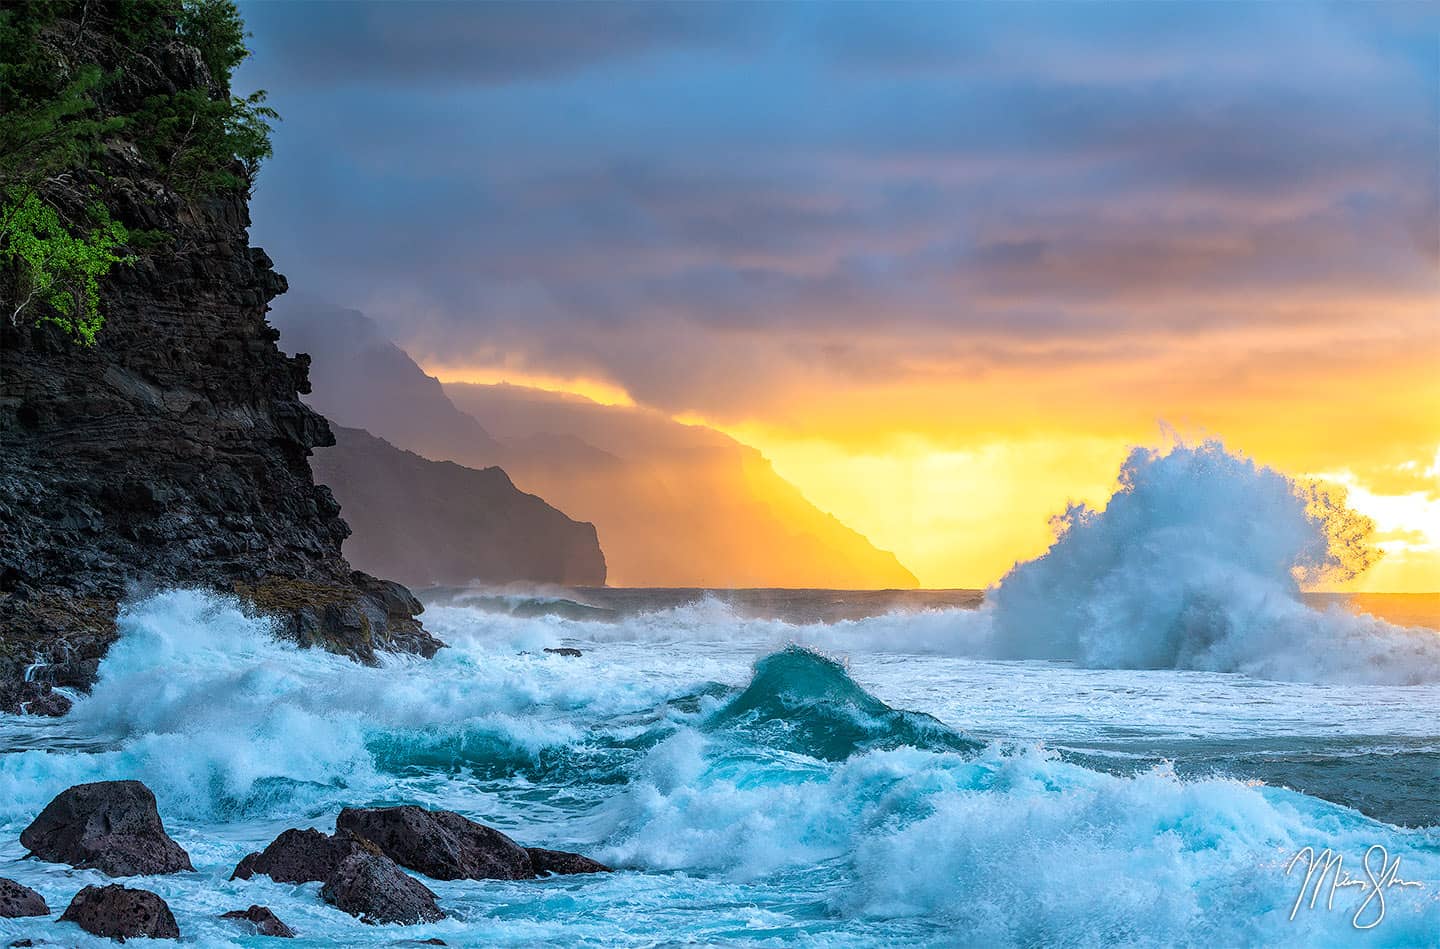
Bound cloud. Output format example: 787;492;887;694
240;0;766;86
238;0;1437;458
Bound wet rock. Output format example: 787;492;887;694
59;884;179;941
0;681;70;717
543;647;583;658
0;878;49;917
526;847;612;875
231;828;375;883
20;780;192;876
320;852;445;925
336;805;533;881
219;904;294;938
0;6;441;704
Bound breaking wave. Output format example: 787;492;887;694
706;645;980;760
2;595;1438;946
981;439;1440;682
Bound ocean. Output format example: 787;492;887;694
3;442;1439;946
0;585;1436;947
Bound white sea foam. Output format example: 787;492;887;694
2;589;1438;947
596;734;1440;947
528;440;1440;684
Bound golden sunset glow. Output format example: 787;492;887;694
424;364;637;407
446;367;1440;592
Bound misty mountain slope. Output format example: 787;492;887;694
274;302;918;588
313;426;606;587
270;300;501;462
446;384;919;588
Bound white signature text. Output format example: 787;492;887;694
1285;845;1424;929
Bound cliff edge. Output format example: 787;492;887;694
0;3;440;710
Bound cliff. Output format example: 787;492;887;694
0;4;439;709
312;426;607;589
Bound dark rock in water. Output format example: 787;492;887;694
0;878;49;917
336;805;533;881
320;852;445;925
231;828;375;883
21;780;192;876
235;573;442;662
526;847;611;875
59;884;179;941
219;905;294;938
0;3;440;703
0;681;71;717
543;647;583;658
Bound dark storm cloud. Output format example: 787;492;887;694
236;0;1439;414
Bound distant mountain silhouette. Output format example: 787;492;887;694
313;425;605;588
273;302;501;462
273;300;918;589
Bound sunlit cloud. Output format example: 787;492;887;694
240;0;1438;591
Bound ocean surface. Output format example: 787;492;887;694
0;586;1436;947
3;442;1439;946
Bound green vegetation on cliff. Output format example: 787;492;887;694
0;0;276;344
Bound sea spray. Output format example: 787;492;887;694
984;439;1440;682
706;646;979;760
2;592;1438;946
0;590;689;826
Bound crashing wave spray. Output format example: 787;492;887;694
985;439;1440;682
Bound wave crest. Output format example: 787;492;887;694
708;646;979;760
983;440;1440;682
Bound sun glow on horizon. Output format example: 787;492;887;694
673;415;1440;593
423;364;637;407
412;367;1438;593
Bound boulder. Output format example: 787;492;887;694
336;805;532;881
58;884;179;941
319;852;445;925
0;681;71;717
543;647;582;658
219;904;294;938
20;780;192;876
526;847;612;876
0;877;49;917
231;828;375;883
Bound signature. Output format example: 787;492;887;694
1286;845;1424;929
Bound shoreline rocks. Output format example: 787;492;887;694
527;847;612;876
336;806;533;881
0;681;71;718
231;827;377;884
20;780;192;876
320;852;446;926
59;884;179;941
219;905;295;938
7;785;613;937
0;878;48;918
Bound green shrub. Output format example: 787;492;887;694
0;0;276;345
1;187;132;346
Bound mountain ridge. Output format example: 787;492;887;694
272;301;918;589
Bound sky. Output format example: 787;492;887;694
237;0;1440;591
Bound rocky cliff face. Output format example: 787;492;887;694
313;426;606;589
0;6;439;709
